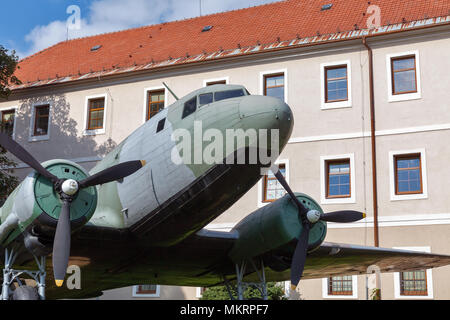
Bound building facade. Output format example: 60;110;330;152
1;0;450;299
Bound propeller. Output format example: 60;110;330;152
0;132;145;286
269;165;366;291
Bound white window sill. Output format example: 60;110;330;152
29;135;49;142
388;92;421;103
390;193;428;201
83;129;105;136
321;197;356;205
321;100;352;110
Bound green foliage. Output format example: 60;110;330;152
0;46;20;204
200;282;287;300
0;45;21;100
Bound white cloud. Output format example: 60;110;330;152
21;0;281;58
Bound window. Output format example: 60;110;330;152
328;276;353;296
326;159;350;198
206;80;226;86
389;149;427;201
320;61;351;109
199;93;213;106
391;55;417;95
386;51;421;102
264;73;285;101
325;65;348;102
156;118;166;133
394;154;422;195
400;270;428;296
393;246;433;299
182;97;197;119
322;275;358;299
320;154;355;204
263;164;286;203
147;90;165;120
1;109;15;137
33;105;50;136
204;77;228;87
87;98;105;130
132;285;160;297
214;90;245;102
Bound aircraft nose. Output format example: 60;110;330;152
239;95;294;148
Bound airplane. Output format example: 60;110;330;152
0;84;449;300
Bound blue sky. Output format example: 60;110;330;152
0;0;281;59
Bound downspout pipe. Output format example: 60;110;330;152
362;36;379;247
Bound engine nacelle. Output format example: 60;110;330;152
3;159;97;242
228;193;327;265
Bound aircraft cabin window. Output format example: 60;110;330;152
156;118;166;133
182;97;197;119
215;89;245;102
199;93;213;106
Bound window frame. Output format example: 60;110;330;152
0;107;17;140
327;276;354;296
393;246;433;299
386;51;421;102
324;64;349;103
87;98;106;131
83;94;107;136
262;163;287;203
259;69;288;103
320;154;355;204
203;77;229;87
146;89;166;121
132;285;161;298
29;102;52;142
391;55;417;96
394;153;423;196
263;72;285;102
322;275;358;299
257;159;289;207
389;149;427;201
399;270;428;296
320;60;352;109
325;159;351;199
143;86;168;124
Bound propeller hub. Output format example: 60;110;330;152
61;179;79;196
307;210;321;224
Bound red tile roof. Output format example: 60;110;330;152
13;0;450;89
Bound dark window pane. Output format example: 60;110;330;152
147;90;165;120
156;118;166;133
182;97;197;119
1;110;15;137
199;93;213;106
34;105;49;136
215;89;245;102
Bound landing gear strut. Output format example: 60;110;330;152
2;248;46;300
225;259;268;300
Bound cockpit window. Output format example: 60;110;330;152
182;97;197;119
214;89;245;102
199;93;213;106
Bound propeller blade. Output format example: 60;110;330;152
0;132;58;182
270;165;308;215
320;210;366;223
52;199;71;287
290;223;310;290
78;160;145;189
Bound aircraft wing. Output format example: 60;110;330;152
34;226;450;299
164;230;450;284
